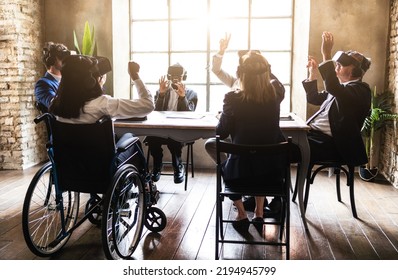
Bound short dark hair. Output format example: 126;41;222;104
42;42;70;68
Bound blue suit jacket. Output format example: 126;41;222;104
34;72;59;110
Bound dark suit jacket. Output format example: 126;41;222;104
34;72;59;110
216;89;285;183
302;60;371;166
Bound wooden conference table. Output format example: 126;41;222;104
114;111;310;229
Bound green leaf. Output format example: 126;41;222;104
73;30;81;54
89;25;96;56
82;21;93;55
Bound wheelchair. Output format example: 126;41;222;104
22;113;167;260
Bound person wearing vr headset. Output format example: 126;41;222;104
34;42;71;112
49;55;154;169
303;31;371;166
210;33;286;95
215;51;286;234
145;63;198;184
206;33;288;216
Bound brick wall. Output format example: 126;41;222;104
381;0;398;188
0;0;46;170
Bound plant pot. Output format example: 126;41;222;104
359;166;379;182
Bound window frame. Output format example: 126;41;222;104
128;0;293;113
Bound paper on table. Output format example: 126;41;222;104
165;112;205;119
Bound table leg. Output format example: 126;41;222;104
283;130;309;230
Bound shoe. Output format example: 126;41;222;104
243;196;255;211
173;163;185;184
252;217;264;235
264;197;282;218
151;164;162;182
232;218;250;232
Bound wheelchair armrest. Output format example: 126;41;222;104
116;135;140;153
34;112;54;124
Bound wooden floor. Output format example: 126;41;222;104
1;163;398;260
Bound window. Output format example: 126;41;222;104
130;0;293;113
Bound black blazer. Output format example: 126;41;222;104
216;89;284;183
303;60;371;166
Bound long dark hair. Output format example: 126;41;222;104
49;55;103;118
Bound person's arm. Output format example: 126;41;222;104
211;54;238;89
211;33;238;89
106;61;154;118
34;78;57;109
177;88;198;111
270;73;285;102
216;92;235;140
321;31;334;61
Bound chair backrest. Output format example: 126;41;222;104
216;135;293;196
50;116;116;194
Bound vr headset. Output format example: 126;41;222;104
167;63;187;80
332;51;360;67
89;56;112;77
332;51;371;76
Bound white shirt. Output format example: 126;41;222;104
309;79;360;136
48;71;61;83
167;87;179;111
56;79;154;124
212;53;240;90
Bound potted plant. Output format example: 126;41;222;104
73;21;96;56
360;86;398;181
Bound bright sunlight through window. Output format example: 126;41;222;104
130;0;293;113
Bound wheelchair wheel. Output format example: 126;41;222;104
85;194;102;225
144;207;167;232
102;164;146;260
22;162;80;257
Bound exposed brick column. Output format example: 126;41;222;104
383;0;398;188
0;0;46;170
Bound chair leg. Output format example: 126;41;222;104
183;143;195;191
286;191;290;260
189;143;194;178
348;166;358;218
292;164;300;202
303;165;313;211
279;197;286;240
184;145;189;191
215;192;224;259
335;168;342;202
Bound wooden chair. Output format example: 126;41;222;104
292;160;357;218
215;135;293;260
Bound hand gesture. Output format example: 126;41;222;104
321;31;334;61
128;61;140;75
306;55;318;81
158;75;169;95
128;61;140;80
218;33;231;55
172;82;186;98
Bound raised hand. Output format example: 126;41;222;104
321;31;334;61
306;55;319;81
128;61;140;80
158;75;169;95
218;32;231;55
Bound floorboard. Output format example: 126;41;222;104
1;163;398;260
